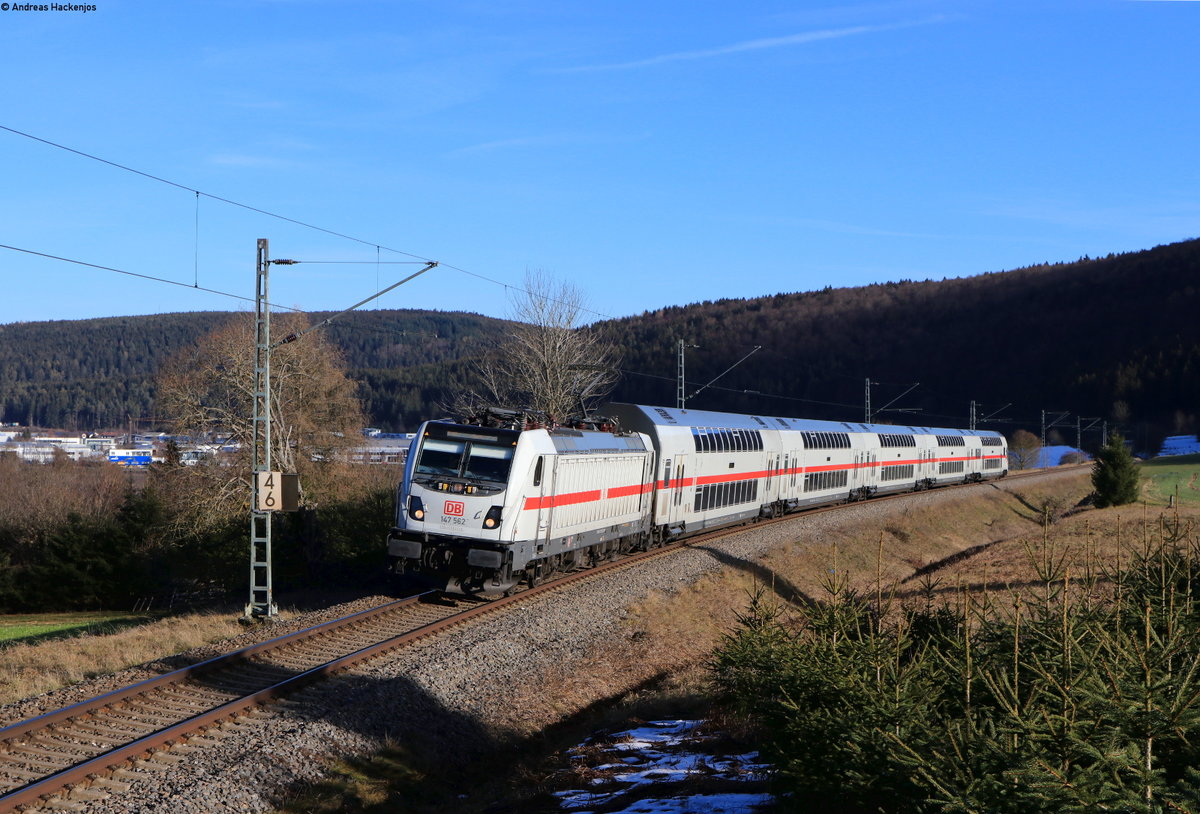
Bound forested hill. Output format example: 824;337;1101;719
0;309;510;430
600;238;1200;446
2;238;1198;441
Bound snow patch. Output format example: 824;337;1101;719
555;719;773;813
1159;435;1200;457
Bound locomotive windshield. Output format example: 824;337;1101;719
414;424;519;484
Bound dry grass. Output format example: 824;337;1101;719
622;471;1106;656
0;611;251;708
621;469;1200;651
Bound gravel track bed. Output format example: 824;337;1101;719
20;470;1082;812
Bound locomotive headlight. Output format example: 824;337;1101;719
450;482;465;494
408;496;425;521
482;505;502;529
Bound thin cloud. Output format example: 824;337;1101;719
207;153;296;169
558;17;944;73
451;135;572;156
988;198;1200;237
448;131;650;156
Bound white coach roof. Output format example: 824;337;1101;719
602;403;987;438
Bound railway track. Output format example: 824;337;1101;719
0;470;1055;811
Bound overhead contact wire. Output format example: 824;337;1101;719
0;123;616;320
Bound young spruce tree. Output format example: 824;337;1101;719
1091;432;1140;508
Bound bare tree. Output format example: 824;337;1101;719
155;312;367;529
1009;429;1042;470
452;272;619;424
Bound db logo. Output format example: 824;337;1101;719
444;500;465;517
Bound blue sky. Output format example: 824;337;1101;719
1;0;1197;326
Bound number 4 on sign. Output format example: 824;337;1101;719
256;471;300;512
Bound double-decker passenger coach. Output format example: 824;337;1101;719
387;403;1008;596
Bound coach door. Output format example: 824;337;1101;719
674;454;690;525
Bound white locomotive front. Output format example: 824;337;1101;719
387;419;654;595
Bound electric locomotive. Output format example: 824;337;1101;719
387;416;655;595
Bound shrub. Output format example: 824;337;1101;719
711;534;1200;812
1092;433;1140;507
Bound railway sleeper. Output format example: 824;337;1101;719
63;785;112;803
84;776;131;793
0;763;47;781
4;743;77;763
3;749;76;771
57;720;152;740
159;685;234;703
122;701;199;720
38;796;90;813
33;729;123;750
107;708;182;728
152;690;229;709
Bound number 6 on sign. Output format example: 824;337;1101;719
256;471;300;512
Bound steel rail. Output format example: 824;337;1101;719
0;594;428;746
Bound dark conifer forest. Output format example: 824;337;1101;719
2;238;1198;448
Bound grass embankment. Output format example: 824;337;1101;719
627;469;1103;660
0;611;155;646
0;612;169;648
0;611;250;709
1142;453;1200;507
